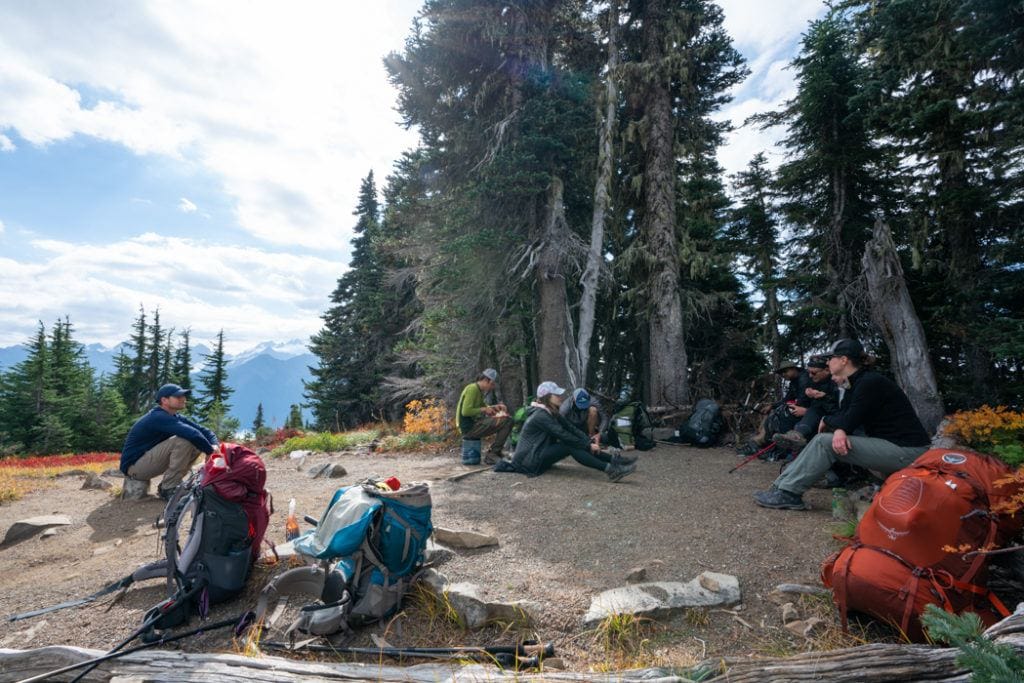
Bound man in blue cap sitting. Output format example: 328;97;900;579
120;383;219;500
559;388;607;445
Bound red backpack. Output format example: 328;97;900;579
822;448;1022;641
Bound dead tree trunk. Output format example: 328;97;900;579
862;218;945;434
576;2;618;383
535;177;578;389
640;0;689;408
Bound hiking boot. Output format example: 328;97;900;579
736;441;760;457
753;487;809;510
604;448;638;465
157;486;176;502
772;430;807;452
605;460;637;482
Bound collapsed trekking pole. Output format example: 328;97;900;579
260;640;554;670
728;441;777;474
17;612;254;683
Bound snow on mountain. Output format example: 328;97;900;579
228;339;310;365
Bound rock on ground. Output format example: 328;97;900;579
81;474;113;491
433;527;499;549
583;572;740;625
3;516;72;545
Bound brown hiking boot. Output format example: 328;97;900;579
772;430;807;452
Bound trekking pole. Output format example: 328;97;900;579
728;441;777;474
16;612;253;683
64;582;205;683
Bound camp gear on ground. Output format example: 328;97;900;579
821;448;1023;641
603;401;656;451
257;479;432;639
260;639;554;671
673;398;723;447
462;438;482;465
509;397;535;447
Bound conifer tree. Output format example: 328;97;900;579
253;402;265;432
170;329;192;389
286;404;303;430
195;330;233;420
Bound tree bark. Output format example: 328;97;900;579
576;1;619;383
863;218;945;434
535;177;578;389
640;0;689;408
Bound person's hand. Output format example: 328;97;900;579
832;429;852;456
791;405;807;417
591;433;601;445
590;442;601;454
818;418;827;433
805;388;825;399
481;406;495;416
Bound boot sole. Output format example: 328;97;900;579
754;498;810;511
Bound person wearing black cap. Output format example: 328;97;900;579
119;383;219;500
754;339;931;510
771;355;839;451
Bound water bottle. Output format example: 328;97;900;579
831;487;850;520
285;498;300;541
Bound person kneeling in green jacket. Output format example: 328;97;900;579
456;368;513;464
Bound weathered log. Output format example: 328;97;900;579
862;218;945;434
6;609;1024;683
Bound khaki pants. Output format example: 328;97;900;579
462;416;513;456
773;433;927;495
127;436;203;495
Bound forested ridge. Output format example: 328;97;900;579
306;0;1024;430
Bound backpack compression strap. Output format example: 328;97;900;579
254;564;351;639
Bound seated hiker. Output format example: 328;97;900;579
456;367;513;464
120;383;218;500
559;388;607;444
754;339;931;511
771;355;839;451
504;381;636;481
738;361;805;456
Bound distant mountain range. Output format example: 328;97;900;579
0;339;317;430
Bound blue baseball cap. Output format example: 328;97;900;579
572;388;591;410
156;383;191;401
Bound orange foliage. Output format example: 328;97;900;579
403;399;448;435
944;405;1024;450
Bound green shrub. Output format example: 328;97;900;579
269;429;380;457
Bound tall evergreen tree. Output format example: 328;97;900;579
195;330;233;419
170;329;192;389
252;402;265;432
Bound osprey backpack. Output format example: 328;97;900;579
821;448;1022;641
674;399;723;447
604;402;656;451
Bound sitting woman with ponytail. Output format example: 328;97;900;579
503;381;637;482
754;338;931;511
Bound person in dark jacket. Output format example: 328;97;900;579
772;355;840;451
754;339;931;510
507;381;636;481
559;388;607;444
120;383;218;500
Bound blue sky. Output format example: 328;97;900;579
0;0;823;354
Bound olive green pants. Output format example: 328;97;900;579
127;436;203;495
774;433;928;495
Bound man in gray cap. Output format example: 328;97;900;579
455;368;512;464
119;383;219;500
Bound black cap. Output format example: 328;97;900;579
808;355;829;369
156;383;191;401
826;338;864;359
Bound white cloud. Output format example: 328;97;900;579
0;1;422;250
178;197;198;213
0;233;347;353
0;133;14;151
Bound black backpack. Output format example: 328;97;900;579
675;398;723;447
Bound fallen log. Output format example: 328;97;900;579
4;608;1024;682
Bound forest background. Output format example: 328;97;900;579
2;0;1021;454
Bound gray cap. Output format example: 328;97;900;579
481;368;498;381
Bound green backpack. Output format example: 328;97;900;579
605;401;656;451
509;397;535;447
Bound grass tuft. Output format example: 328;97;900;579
269;430;381;457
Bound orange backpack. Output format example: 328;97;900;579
821;448;1022;641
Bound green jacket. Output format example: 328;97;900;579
456;382;486;434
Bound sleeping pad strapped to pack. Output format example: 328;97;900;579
822;448;1023;641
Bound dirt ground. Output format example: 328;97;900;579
0;443;851;670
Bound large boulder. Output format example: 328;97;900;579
583;572;740;625
3;515;72;545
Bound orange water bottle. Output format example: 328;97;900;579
285;498;300;541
